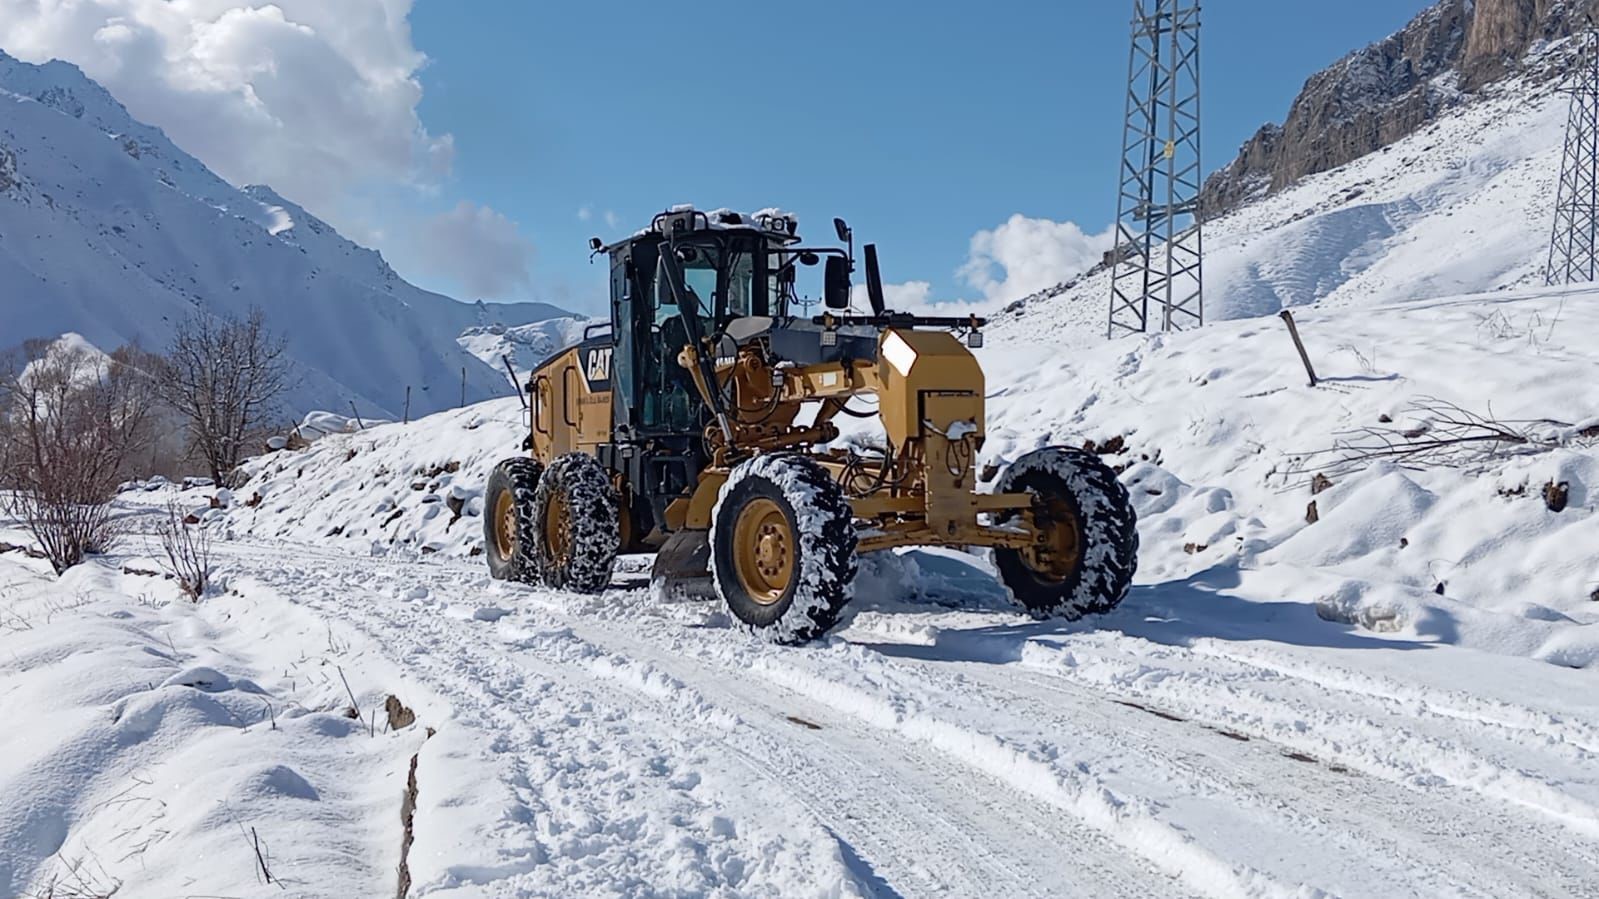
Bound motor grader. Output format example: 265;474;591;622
483;207;1138;643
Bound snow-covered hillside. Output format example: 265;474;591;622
9;283;1589;897
994;53;1575;346
213;286;1599;670
458;317;591;377
0;51;569;419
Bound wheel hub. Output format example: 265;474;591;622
1022;495;1082;583
544;492;571;562
494;490;517;559
733;498;793;606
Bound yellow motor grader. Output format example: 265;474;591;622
484;208;1138;643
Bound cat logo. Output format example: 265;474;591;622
582;346;613;390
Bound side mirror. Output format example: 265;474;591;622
588;237;603;252
824;256;851;310
833;218;850;242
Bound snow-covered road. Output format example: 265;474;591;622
195;535;1599;898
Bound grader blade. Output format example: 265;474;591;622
650;529;716;601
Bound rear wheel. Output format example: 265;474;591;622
530;454;620;592
994;447;1138;619
711;454;857;644
484;457;543;582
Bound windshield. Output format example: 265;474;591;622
658;238;763;323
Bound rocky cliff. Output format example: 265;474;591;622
1203;0;1596;217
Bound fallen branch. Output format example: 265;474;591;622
1289;396;1588;482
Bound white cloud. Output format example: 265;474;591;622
603;210;619;230
577;205;593;222
0;0;452;216
850;280;930;311
958;214;1114;303
413;202;535;300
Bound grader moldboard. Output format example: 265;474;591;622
484;207;1138;644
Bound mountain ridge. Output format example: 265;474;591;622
0;49;568;419
1203;0;1596;218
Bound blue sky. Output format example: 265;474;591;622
407;0;1433;315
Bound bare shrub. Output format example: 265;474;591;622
1289;396;1595;484
29;852;121;898
158;500;212;600
0;339;158;573
155;308;293;486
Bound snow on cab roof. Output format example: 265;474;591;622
618;205;801;245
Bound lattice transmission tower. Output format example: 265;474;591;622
1108;0;1204;338
1547;29;1599;286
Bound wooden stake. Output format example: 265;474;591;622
349;401;366;430
1279;310;1319;387
402;386;411;425
460;367;467;408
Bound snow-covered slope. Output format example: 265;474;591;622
995;57;1573;345
457;316;591;377
70;283;1599;896
0;51;569;419
216;286;1599;669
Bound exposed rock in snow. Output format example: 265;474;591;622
1203;0;1597;218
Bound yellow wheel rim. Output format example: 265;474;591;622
493;490;518;559
543;491;571;562
733;498;794;606
1022;495;1082;583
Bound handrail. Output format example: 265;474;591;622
561;367;579;427
532;374;551;436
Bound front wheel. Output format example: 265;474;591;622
711;455;857;645
993;447;1138;619
529;454;620;592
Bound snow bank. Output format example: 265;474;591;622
979;286;1599;666
222;400;527;558
0;550;426;897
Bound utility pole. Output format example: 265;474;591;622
1109;0;1205;338
1547;28;1599;286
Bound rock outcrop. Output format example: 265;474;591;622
1202;0;1598;218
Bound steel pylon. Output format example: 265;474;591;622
1108;0;1204;337
1548;30;1599;286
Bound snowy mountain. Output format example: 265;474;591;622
457;316;592;378
0;51;570;420
995;6;1590;345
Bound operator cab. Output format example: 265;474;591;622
591;207;817;533
600;207;809;441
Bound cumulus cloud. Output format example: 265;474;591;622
413;202;535;300
958;214;1114;303
0;0;452;212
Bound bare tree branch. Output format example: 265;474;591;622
0;339;158;572
1287;396;1591;483
154;307;294;486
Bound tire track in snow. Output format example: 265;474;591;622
910;655;1599;899
213;542;1171;898
997;634;1599;846
204;537;1599;897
